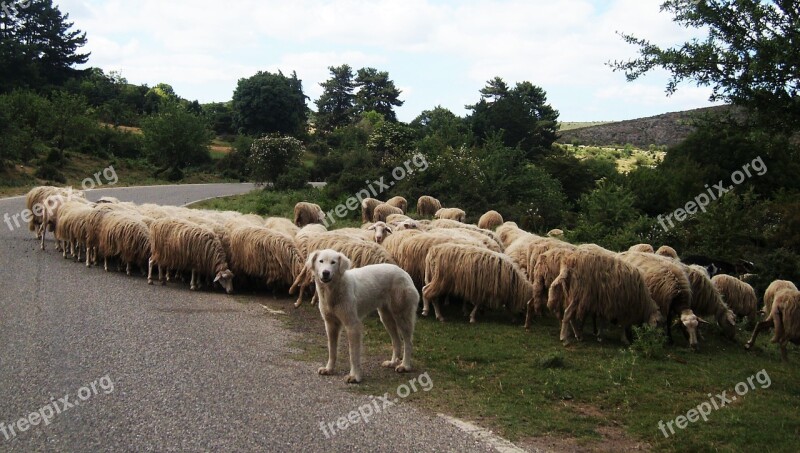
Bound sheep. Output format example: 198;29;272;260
386;196;408;213
53;201;96;261
97;211;151;275
395;219;426;231
763;280;798;315
147;218;234;293
544;247;663;345
416;195;441;217
96;196;120;204
294;202;325;227
227;225;302;289
290;233;396;307
361;198;383;223
656;245;679;260
496;221;534;248
618;251;699;349
628;243;655;253
434;207;466;222
385;213;412;224
745;288;800;361
528;246;578;326
682;264;736;340
711;274;759;324
264;216;300;237
429;219;504;250
382;230;487;288
39;194;91;251
372;203;404;222
331;223;393;244
477;210;503;230
25;186;84;238
505;236;570;278
422;243;532;323
546;229;564;238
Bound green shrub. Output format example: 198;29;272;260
35;163;66;183
630;325;666;359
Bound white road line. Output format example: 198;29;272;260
437;413;538;453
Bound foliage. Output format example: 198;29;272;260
610;0;800;131
0;0;89;92
141;102;212;171
354;67;404;122
630;325;666;359
315;64;357;132
34;163;66;183
248;134;305;187
232;70;308;137
467;78;560;159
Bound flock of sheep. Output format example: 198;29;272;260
25;186;800;360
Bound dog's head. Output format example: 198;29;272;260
306;249;351;284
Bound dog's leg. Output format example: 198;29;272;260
318;316;341;376
377;307;402;368
345;321;364;384
393;297;416;373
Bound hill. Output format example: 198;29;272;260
557;105;734;148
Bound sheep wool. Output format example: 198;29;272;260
422;243;532;323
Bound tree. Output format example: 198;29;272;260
610;0;800;131
354;67;403;121
467;78;559;159
232;70;308;137
315;64;356;132
141;103;212;172
248;134;306;188
0;0;89;92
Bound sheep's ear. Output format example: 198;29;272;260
385;225;393;234
213;273;221;283
697;317;711;325
367;224;376;231
306;251;319;271
338;254;352;274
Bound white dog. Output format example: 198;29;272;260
308;249;418;383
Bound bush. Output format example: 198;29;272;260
35;163;66;183
630;325;666;359
274;165;311;191
248;134;305;187
166;166;184;181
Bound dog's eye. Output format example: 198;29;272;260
318;259;323;263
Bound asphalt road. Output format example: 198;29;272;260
0;184;506;452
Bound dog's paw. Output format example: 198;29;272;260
382;359;400;368
394;364;411;373
318;367;335;375
345;374;362;384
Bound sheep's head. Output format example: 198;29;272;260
214;269;235;294
648;307;665;327
677;309;702;350
367;221;392;244
396;219;420;231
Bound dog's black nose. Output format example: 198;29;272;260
322;270;330;279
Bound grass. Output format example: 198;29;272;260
203;188;800;452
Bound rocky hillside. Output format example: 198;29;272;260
557;105;734;148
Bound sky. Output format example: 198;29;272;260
55;0;723;123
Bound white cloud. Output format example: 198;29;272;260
57;0;720;120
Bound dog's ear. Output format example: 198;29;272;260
337;253;352;274
306;250;319;272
